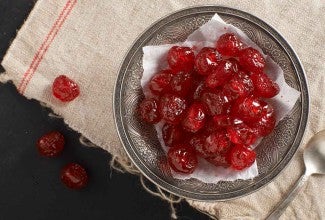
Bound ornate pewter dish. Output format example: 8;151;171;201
113;6;309;200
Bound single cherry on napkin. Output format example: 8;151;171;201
61;163;88;189
37;131;65;157
167;46;195;72
228;144;256;170
52;75;80;102
238;47;265;73
216;33;243;56
167;144;198;174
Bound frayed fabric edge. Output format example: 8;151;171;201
110;155;185;219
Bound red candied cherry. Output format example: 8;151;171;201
251;72;280;98
149;69;173;94
159;94;187;125
170;71;193;97
61;163;88;189
195;47;221;75
52;75;80;102
37;131;65;157
167;144;198;174
223;71;254;101
231;95;263;123
182;102;206;133
238;47;265;73
200;90;229;116
167;46;195;72
205;59;238;88
206;153;231;168
253;101;276;136
216;33;243;56
213;114;232;128
162;123;183;146
227;119;258;145
204;131;232;155
139;98;161;124
190;133;209;158
228;145;256;170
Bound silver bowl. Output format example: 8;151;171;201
113;6;309;200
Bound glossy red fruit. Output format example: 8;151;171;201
200;90;229;116
167;46;195;72
52;75;80;102
159;94;187;125
139;98;160;124
149;70;173;94
37;131;65;157
251;73;280;98
170;71;193;97
182;102;206;133
229;145;256;170
191;81;206;101
195;47;221;75
162;123;183;146
223;71;253;101
206;153;231;168
238;47;265;73
205;59;238;88
204;131;232;155
216;33;243;56
61;163;88;189
213;114;232;128
227;120;258;145
167;144;198;174
190;133;209;158
231;95;263;123
253;101;276;136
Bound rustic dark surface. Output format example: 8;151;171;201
0;1;210;219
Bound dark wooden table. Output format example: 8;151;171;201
0;1;209;219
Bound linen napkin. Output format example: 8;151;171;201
1;0;324;219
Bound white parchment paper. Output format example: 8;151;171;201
141;14;301;183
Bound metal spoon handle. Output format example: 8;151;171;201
266;174;309;220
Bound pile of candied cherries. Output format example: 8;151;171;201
139;33;280;175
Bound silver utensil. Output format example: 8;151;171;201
266;130;325;219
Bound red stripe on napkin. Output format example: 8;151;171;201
18;0;77;94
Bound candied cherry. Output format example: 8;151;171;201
231;95;263;123
253;101;276;136
238;47;265;73
167;144;198;174
149;69;173;94
52;75;80;102
159;94;187;125
37;131;65;157
195;47;221;75
170;71;193;97
228;145;256;170
182;102;206;133
205;59;238;88
204;131;232;155
61;163;88;189
216;33;243;56
206;153;231;168
201;90;229;116
190;133;209;158
227;119;258;146
167;46;195;72
223;71;253;101
213;114;232;128
251;72;280;98
162;123;183;146
139;98;160;124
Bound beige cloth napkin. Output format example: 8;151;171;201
1;0;325;219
